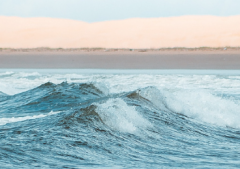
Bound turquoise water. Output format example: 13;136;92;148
1;70;240;168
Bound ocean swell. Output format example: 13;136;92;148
1;72;240;168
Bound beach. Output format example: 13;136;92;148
0;49;240;69
2;1;240;168
1;15;239;70
1;17;240;169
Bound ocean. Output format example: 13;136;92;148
1;69;240;168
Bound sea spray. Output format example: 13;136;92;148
94;98;152;133
1;70;240;168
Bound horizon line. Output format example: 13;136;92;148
1;15;240;23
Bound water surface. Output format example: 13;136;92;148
1;69;240;168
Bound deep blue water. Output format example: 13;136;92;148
1;70;240;168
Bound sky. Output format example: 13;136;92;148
0;0;239;22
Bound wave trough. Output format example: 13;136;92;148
1;71;240;168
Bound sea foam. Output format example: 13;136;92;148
0;111;60;126
139;87;240;128
94;98;152;133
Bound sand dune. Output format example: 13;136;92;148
0;16;240;48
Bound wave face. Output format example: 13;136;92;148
1;71;240;168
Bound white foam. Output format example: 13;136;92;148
12;72;41;78
1;70;240;129
0;111;60;126
162;89;240;128
137;86;240;128
92;82;109;95
2;71;240;96
0;71;14;76
94;98;152;133
138;87;167;110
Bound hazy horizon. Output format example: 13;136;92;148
0;0;240;22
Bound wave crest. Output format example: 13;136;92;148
135;87;240;128
94;98;152;133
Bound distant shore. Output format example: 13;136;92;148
0;48;240;69
1;16;240;48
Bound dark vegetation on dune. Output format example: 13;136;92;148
0;47;240;52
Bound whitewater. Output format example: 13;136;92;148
1;69;240;168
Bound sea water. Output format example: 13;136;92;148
1;69;240;168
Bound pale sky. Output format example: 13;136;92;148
0;0;239;22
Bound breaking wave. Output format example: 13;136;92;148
1;72;240;168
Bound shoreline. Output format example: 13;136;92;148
1;47;240;52
2;69;240;75
0;50;240;69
